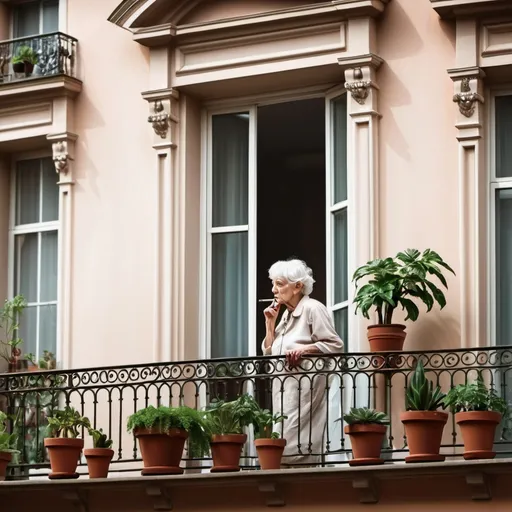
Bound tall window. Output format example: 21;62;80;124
11;157;59;360
13;0;59;38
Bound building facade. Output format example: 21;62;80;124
1;0;512;510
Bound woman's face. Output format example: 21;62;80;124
271;277;303;305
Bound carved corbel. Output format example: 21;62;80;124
148;100;170;139
352;477;378;504
344;68;372;105
258;482;285;507
63;491;88;512
465;472;491;501
146;484;173;511
52;140;73;174
453;77;483;118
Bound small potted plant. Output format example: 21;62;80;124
127;405;210;476
353;249;455;351
84;428;114;478
203;394;255;473
45;406;91;479
342;407;389;466
251;398;287;470
12;45;38;75
0;411;18;481
400;361;447;462
444;376;509;460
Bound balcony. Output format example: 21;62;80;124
0;346;512;508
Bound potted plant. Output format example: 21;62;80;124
250;398;287;470
444;376;509;460
0;411;18;481
0;295;28;372
84;428;114;478
353;249;455;351
127;405;210;476
44;406;91;479
12;45;38;75
203;394;255;473
342;407;389;466
400;361;447;462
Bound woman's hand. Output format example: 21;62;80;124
263;302;281;325
286;346;308;368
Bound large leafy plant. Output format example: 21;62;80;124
405;361;446;411
353;249;455;324
343;407;389;426
0;412;18;453
203;394;256;436
126;405;210;457
444;376;509;415
46;406;91;438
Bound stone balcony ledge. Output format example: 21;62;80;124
431;0;512;18
2;458;512;510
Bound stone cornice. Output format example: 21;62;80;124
431;0;512;19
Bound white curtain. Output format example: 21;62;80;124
210;114;249;358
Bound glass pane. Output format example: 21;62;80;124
14;1;40;38
39;304;57;355
42;157;59;222
332;95;348;204
16;160;41;226
496;96;512;178
333;308;348;352
40;231;58;302
496;188;512;345
42;0;59;33
211;232;248;358
333;209;348;304
15;233;39;303
212;113;249;227
19;306;37;356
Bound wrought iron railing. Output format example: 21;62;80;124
1;346;512;478
0;32;77;84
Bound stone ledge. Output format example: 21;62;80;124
431;0;512;18
2;458;512;508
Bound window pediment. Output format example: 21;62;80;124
109;0;390;32
431;0;512;19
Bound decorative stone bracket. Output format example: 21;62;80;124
258;482;285;507
148;100;170;139
146;484;173;511
453;77;484;118
344;67;373;105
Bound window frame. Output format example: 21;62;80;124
8;150;60;362
10;0;64;38
489;89;512;347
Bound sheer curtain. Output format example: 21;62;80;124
210;114;249;358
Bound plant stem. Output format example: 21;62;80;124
384;304;394;324
377;306;383;324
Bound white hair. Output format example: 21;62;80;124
268;259;315;296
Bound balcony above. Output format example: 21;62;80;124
0;32;81;105
431;0;512;18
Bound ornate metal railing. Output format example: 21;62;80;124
1;346;512;478
0;32;77;84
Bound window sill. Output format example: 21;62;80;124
431;0;512;18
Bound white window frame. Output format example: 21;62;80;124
200;87;353;359
489;89;512;347
8;151;60;362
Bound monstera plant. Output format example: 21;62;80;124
352;248;455;351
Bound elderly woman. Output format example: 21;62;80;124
262;259;343;466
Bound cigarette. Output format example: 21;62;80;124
258;299;274;303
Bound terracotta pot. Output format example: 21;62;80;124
455;411;502;460
84;448;114;478
344;424;387;466
0;451;12;481
134;427;187;476
254;438;286;470
368;324;406;352
210;434;247;473
400;411;448;463
44;438;84;479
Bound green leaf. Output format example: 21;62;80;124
398;298;419;321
